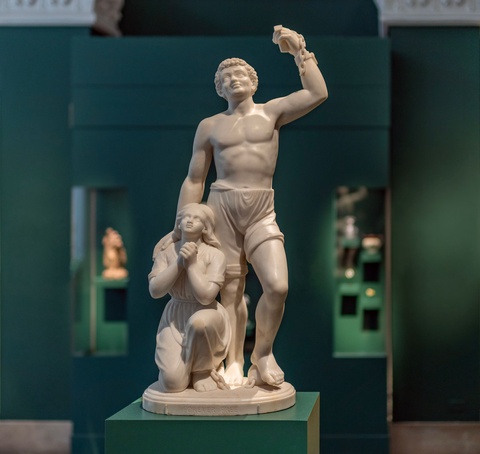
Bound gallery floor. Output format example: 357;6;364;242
0;420;479;453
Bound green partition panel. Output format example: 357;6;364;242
71;36;390;453
390;27;480;422
0;26;89;420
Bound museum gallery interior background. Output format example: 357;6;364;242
0;0;478;453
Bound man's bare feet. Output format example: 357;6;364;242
249;353;284;386
222;362;245;386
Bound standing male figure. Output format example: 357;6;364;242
169;26;327;387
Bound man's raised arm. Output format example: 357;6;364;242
268;25;328;128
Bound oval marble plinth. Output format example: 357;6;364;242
142;381;296;416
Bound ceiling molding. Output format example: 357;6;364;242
374;0;480;34
0;0;95;27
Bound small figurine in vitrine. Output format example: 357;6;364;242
102;227;128;280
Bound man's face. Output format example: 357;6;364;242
220;65;255;100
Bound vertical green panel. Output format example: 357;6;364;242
0;27;89;419
0;40;3;411
0;39;6;414
391;27;480;421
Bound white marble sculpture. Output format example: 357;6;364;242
148;203;231;393
101;227;128;280
143;25;327;415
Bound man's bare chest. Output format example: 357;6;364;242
211;114;276;149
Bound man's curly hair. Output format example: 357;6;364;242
214;58;258;99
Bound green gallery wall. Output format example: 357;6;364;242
0;2;479;454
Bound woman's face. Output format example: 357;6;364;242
180;206;206;238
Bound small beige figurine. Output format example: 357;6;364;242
148;203;231;393
159;25;328;387
102;227;128;280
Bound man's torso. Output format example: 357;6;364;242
209;105;279;189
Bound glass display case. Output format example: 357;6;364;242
71;186;130;355
334;187;386;357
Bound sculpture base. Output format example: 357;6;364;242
142;381;296;416
106;393;319;454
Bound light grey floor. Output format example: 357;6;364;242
0;421;71;454
391;423;480;454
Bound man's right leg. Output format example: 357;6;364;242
220;275;248;386
207;190;248;385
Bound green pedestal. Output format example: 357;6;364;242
105;392;320;454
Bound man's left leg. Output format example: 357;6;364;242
248;239;288;386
